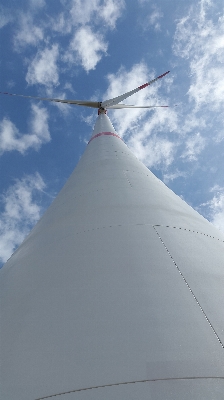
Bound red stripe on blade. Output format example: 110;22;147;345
157;71;170;79
138;83;149;90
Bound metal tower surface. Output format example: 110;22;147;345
1;114;224;400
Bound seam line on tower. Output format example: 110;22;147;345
35;377;224;399
71;223;224;243
153;225;224;350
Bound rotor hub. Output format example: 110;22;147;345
98;107;107;115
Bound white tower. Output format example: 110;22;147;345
1;76;224;399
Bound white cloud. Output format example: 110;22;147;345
137;0;151;3
51;12;72;34
173;0;224;111
181;114;207;135
13;1;124;76
100;0;125;29
214;124;224;143
0;173;45;264
201;185;224;233
148;9;163;30
29;103;51;142
137;2;163;31
163;170;187;185
13;13;44;50
67;26;108;72
104;63;178;168
0;5;14;28
64;82;75;93
0;104;50;154
128;134;174;168
29;0;46;8
209;191;224;233
69;0;125;28
52;0;125;34
69;0;101;26
26;45;59;87
52;0;124;71
181;132;206;161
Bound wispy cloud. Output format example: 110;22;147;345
137;2;163;31
99;0;125;29
0;104;50;154
148;8;163;31
181;132;206;161
200;185;224;233
62;0;124;71
69;0;125;28
13;13;44;50
173;0;224;111
209;190;224;233
26;44;59;87
0;5;14;28
170;0;224;190
52;1;105;33
0;173;45;264
181;114;207;135
29;0;46;9
163;170;187;185
128;134;175;169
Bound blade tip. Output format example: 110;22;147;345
158;70;170;79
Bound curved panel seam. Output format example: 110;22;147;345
71;223;224;243
153;224;224;243
35;377;224;399
153;226;224;350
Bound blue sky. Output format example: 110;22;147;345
0;0;224;267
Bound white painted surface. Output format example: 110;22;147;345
1;115;224;400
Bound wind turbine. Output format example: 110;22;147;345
0;70;224;400
0;70;170;111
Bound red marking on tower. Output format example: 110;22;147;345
88;132;122;144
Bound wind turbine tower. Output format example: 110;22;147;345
1;72;224;400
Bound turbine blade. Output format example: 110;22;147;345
0;91;99;108
107;105;169;109
101;71;170;108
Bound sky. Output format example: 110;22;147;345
0;0;224;267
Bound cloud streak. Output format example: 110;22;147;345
13;13;44;50
173;0;224;111
181;132;206;162
0;5;14;28
200;185;224;233
209;190;224;232
0;104;50;154
0;173;46;264
69;0;125;28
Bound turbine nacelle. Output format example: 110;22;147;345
98;105;107;115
